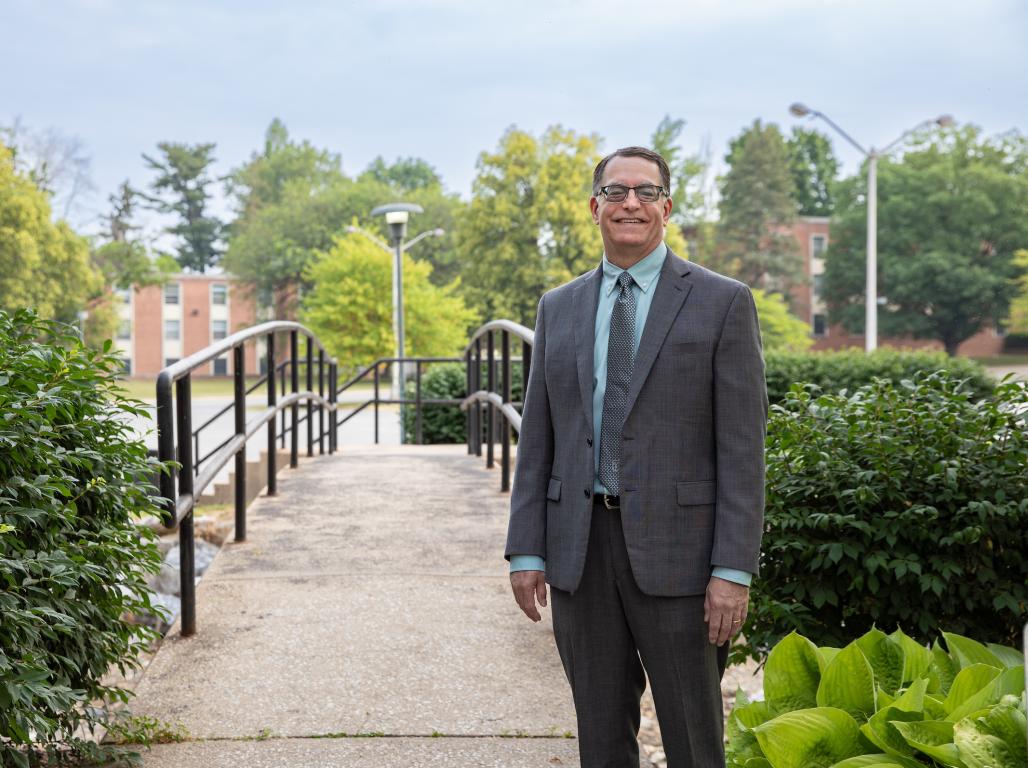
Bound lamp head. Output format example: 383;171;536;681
936;114;955;128
789;102;812;118
371;202;423;245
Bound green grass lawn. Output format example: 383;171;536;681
973;354;1028;366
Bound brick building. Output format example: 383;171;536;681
114;274;266;377
785;216;1004;356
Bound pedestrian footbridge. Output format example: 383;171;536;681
126;321;657;766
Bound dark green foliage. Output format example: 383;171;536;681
739;372;1028;665
402;361;524;444
764;348;994;405
0;309;169;764
786;126;838;217
142;142;223;273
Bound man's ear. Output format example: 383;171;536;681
662;195;673;224
590;196;600;224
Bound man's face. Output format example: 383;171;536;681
590;155;673;258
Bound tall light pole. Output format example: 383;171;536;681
348;204;444;441
789;104;954;352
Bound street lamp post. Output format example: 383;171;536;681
788;104;954;352
349;204;444;442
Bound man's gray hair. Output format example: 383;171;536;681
592;146;671;196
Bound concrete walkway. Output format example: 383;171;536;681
124;445;594;766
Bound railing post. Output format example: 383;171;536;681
194;431;199;476
329;361;337;454
415;360;423;445
474;338;482;457
267;333;277;496
318;348;325;456
175;374;196;637
279;360;286;449
465;348;473;454
290;330;299;468
373;364;380;445
501;330;511;492
156;375;176;527
306;336;314;457
486;332;495;469
233;345;247;542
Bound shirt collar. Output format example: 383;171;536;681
602;242;667;296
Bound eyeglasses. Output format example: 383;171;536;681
597;184;666;203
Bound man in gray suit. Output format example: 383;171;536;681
506;146;767;767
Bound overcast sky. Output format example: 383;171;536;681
2;0;1026;232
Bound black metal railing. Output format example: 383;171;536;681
461;320;534;492
156;321;338;637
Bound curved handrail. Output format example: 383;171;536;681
463;319;533;357
155;320;340;637
157;320;334;388
461;390;522;433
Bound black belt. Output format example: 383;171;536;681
595;494;620;509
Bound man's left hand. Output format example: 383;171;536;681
704;576;749;646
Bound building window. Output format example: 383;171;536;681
212;319;228;341
117;319;132;340
115;287;132;303
812;314;827;337
811;235;827;259
212;283;228;305
213;357;228;376
813;274;825;301
121;358;132;376
164;357;179;368
164;319;180;340
164;283;180;305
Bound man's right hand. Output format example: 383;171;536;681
510;570;547;622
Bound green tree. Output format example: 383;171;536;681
360;156;443;192
1004;248;1028;333
823;124;1028;354
456;126;601;326
86;181;176;346
224;126;458;316
718;120;803;296
0;142;98;325
650;114;712;228
753;289;813;352
226;118;341;221
142;142;222;272
786;127;838;216
301;233;477;371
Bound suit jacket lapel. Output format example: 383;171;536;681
573;265;602;431
624;251;693;418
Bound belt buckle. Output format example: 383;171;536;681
603;494;619;510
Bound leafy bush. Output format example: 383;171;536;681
764;349;994;405
0;309;169;765
727;628;1026;768
741;372;1027;665
402;361;524;444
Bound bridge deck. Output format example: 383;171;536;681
125;445;593;766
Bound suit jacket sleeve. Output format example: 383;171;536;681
711;284;768;574
505;294;554;561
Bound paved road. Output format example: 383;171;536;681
121;446;609;767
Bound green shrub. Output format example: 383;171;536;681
741;372;1027;665
0;309;169;765
402;361;524;444
727;628;1026;768
764;349;994;405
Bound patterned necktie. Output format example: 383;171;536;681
598;271;637;496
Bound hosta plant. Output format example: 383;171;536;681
727;628;1026;768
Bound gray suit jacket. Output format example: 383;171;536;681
505;249;768;596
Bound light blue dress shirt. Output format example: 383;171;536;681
510;243;752;587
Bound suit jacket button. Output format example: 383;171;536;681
583;489;591;498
